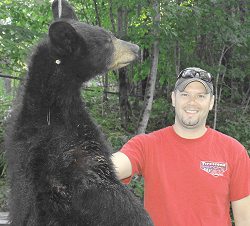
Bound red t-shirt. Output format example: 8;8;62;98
120;126;250;226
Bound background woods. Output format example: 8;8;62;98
0;0;249;212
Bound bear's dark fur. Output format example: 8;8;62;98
5;0;153;225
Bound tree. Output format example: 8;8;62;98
0;0;51;77
137;0;160;134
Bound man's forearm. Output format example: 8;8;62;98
232;195;250;226
235;220;250;226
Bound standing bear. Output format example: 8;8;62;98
5;0;153;225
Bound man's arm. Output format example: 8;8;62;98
232;195;250;226
111;152;132;180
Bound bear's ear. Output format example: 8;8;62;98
49;21;80;56
52;0;78;20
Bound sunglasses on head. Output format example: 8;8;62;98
178;69;213;83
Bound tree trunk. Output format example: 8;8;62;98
137;0;160;134
243;94;250;114
119;68;132;128
108;0;116;33
4;78;11;94
92;0;109;102
117;6;131;128
140;49;150;97
93;0;101;26
213;45;233;129
174;40;181;76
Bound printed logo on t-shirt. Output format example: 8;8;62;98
200;161;228;177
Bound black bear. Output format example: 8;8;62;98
5;0;153;225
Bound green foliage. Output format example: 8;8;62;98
0;0;52;76
83;86;129;152
159;0;250;84
147;96;175;132
0;178;8;211
217;107;250;154
0;79;15;211
0;92;13;177
0;78;14;177
129;176;145;199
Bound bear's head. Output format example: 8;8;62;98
49;0;139;82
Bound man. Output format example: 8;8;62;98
111;67;250;226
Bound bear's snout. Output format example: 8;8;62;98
108;38;140;70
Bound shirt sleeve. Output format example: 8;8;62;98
229;143;250;201
120;134;147;184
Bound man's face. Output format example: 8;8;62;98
171;81;214;130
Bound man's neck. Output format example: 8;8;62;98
173;124;207;139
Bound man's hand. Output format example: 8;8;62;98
111;152;132;180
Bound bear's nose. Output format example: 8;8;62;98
117;39;140;58
132;44;140;54
129;43;140;59
130;44;140;60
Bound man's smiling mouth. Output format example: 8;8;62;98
185;109;199;114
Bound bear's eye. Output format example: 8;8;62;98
104;42;111;49
107;38;112;43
